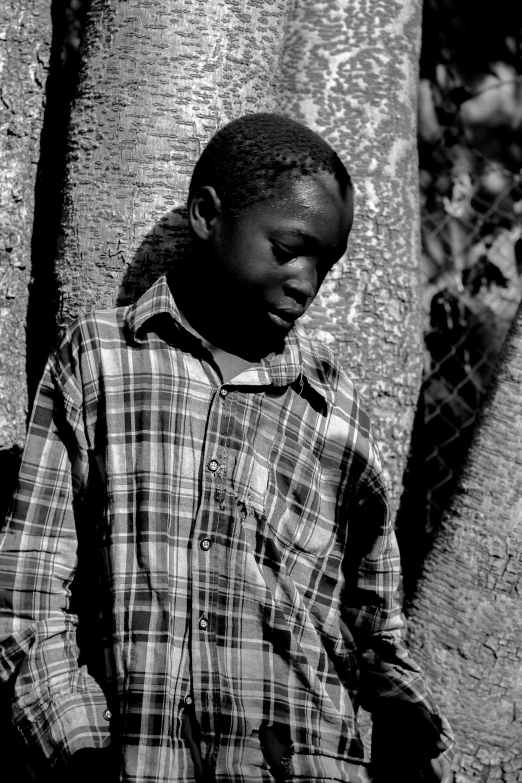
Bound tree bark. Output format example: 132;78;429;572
406;304;522;782
56;0;291;321
57;0;424;513
0;5;53;781
277;0;424;510
0;0;52;452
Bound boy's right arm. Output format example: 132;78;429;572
343;481;453;781
0;342;111;770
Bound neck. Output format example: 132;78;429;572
169;267;283;362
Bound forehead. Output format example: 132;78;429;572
246;172;353;245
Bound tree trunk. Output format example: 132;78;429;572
406;303;522;782
57;0;424;513
56;0;291;322
0;5;53;781
277;0;424;510
0;0;52;455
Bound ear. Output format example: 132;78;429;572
188;186;222;240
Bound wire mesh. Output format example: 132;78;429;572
415;160;522;532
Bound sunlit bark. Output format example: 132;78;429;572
277;0;425;510
56;0;290;318
407;303;522;781
0;0;52;450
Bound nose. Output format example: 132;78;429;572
283;258;317;307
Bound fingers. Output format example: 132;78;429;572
422;756;452;783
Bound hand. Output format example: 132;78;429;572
63;747;118;783
371;699;451;783
371;754;451;783
424;753;452;783
371;755;451;783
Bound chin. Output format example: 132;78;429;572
266;311;296;334
246;318;289;352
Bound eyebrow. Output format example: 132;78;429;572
271;223;349;259
272;228;316;242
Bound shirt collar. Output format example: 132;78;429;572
125;275;334;403
125;274;184;340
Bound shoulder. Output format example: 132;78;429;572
60;305;129;350
50;305;130;399
297;327;385;494
297;327;367;421
55;305;132;369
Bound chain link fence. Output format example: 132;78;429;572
404;159;522;548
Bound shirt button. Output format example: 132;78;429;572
199;617;208;630
208;459;218;472
184;695;193;706
200;538;211;551
219;388;228;398
103;709;112;721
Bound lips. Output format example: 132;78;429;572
269;307;303;323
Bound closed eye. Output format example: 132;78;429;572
271;242;297;263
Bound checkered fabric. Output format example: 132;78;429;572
0;275;452;781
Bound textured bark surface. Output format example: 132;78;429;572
0;0;52;450
277;0;424;508
406;305;522;782
58;0;424;511
0;5;53;781
57;0;290;319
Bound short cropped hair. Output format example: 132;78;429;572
188;113;352;216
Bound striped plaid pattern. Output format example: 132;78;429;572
0;275;452;782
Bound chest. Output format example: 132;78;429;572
84;342;354;560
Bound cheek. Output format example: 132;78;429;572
229;256;277;292
217;228;280;297
222;238;262;281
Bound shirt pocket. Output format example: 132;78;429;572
265;441;342;558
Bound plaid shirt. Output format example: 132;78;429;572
0;275;452;781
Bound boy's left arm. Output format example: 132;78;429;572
342;488;454;781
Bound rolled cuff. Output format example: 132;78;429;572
13;690;112;766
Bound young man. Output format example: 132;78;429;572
0;114;452;782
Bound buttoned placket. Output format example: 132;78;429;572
190;381;234;770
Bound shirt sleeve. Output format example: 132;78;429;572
342;433;454;762
0;336;111;767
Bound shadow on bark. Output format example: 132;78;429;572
116;208;191;307
395;396;436;605
1;3;85;780
396;391;474;608
26;0;85;409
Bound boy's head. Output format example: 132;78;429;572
183;113;354;356
187;113;353;217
